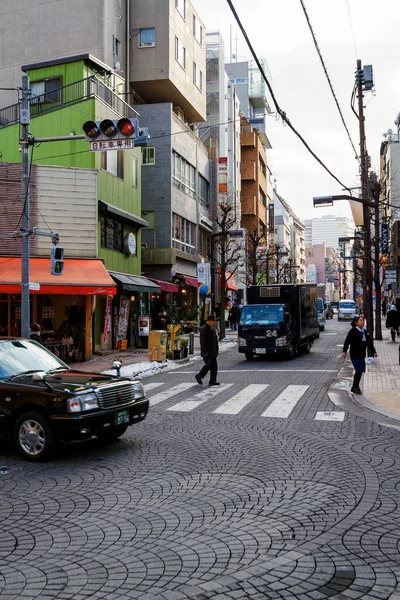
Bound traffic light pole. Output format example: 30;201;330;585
20;76;31;339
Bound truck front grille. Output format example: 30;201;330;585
97;382;134;410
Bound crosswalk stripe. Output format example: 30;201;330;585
214;384;269;415
261;385;309;418
144;382;164;392
168;384;234;412
149;382;197;406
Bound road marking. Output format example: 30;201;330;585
168;384;233;412
143;382;164;391
149;382;197;406
214;384;269;414
315;411;345;421
322;333;338;335
171;369;337;374
261;385;309;418
328;391;343;406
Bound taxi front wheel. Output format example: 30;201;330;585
13;411;55;461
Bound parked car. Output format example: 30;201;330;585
0;338;149;461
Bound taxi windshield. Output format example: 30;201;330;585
0;340;67;380
240;305;284;325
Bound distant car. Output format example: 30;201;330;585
0;338;149;461
338;300;357;322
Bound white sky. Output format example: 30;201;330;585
192;0;400;222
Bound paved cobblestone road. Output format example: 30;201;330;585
1;321;400;600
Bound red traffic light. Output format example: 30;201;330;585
118;118;135;136
82;121;101;139
100;119;118;137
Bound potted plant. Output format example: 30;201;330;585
178;336;189;358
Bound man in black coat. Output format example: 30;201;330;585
342;315;377;394
195;314;220;386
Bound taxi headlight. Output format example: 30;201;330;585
238;337;247;347
133;382;145;400
67;392;99;413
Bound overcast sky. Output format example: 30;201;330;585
192;0;400;222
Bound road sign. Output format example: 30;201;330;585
29;282;40;291
89;139;134;152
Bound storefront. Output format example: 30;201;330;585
108;272;162;350
0;257;116;360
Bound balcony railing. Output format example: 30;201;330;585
0;76;138;129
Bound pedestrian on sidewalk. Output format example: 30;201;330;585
385;302;399;342
342;315;377;394
195;314;220;386
382;298;388;318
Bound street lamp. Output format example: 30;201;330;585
313;193;378;336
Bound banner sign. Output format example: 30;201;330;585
218;157;228;195
103;295;113;344
381;223;389;255
268;203;275;233
197;263;211;287
385;266;397;284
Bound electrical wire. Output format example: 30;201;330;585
299;0;359;162
225;0;353;194
346;0;359;59
14;141;35;233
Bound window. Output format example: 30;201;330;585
115;38;121;56
31;77;61;105
175;0;186;19
172;213;196;255
175;37;186;69
132;156;137;187
173;151;195;198
101;215;123;252
193;15;203;44
193;63;203;91
142;147;155;165
199;229;211;258
139;28;155;47
198;174;209;208
101;151;124;179
259;187;267;207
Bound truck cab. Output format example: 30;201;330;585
238;303;294;360
338;300;357;322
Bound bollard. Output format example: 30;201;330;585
189;332;195;355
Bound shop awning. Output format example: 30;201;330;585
218;271;238;291
0;258;117;295
109;271;161;293
147;278;179;293
183;276;198;287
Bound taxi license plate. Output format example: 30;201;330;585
255;348;266;354
114;410;130;426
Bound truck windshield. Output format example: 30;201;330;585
340;302;355;309
240;305;284;325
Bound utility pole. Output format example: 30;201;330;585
20;75;31;338
356;59;373;335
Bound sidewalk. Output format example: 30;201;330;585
66;329;238;377
361;326;400;418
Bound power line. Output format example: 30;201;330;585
299;0;359;162
346;0;359;59
225;0;353;194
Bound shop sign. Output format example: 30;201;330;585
103;295;113;344
218;157;228;195
197;263;211;288
268;204;275;233
381;223;389;255
385;267;397;284
138;315;150;336
29;282;40;291
117;295;130;340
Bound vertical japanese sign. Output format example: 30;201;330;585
103;295;113;344
218;157;228;195
197;263;211;288
268;203;275;233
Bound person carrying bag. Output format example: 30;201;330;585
342;315;377;395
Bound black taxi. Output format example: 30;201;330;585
0;338;149;461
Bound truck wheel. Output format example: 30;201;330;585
97;425;128;443
245;353;254;361
13;411;55;461
287;345;295;360
303;340;311;354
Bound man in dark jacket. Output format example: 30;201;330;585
195;314;220;386
342;315;377;394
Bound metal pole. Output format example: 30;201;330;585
356;59;373;334
21;75;30;339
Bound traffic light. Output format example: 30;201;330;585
50;246;64;276
82;118;139;142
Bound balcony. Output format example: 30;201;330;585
240;131;256;148
248;59;272;113
241;160;256;181
241;195;257;215
0;76;138;129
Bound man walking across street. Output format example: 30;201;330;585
342;314;377;394
195;314;220;386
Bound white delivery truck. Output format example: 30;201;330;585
337;299;357;322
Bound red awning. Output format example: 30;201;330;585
218;271;238;291
183;276;198;287
147;278;179;293
0;257;117;295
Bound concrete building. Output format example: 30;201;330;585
304;215;355;250
274;191;306;284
